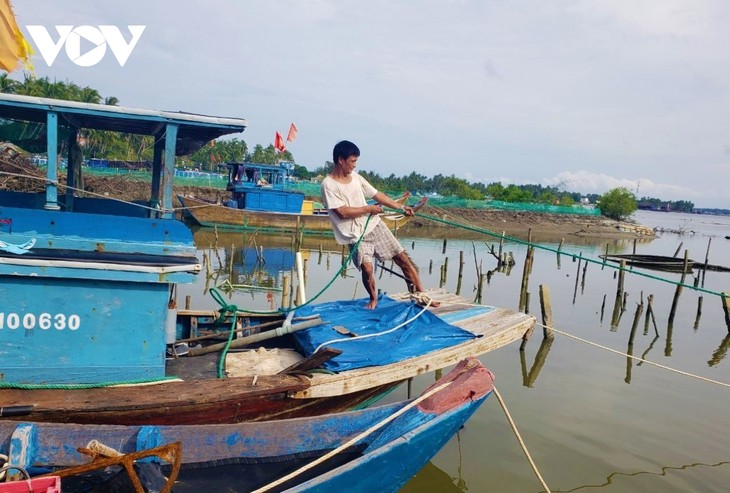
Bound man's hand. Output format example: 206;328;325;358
402;205;414;216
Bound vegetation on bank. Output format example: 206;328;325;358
0;75;696;215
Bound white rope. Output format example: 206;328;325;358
0;453;7;481
541;323;730;389
493;386;552;493
420;297;730;389
251;379;453;493
312;296;432;354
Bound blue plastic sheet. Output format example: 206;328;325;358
293;295;478;372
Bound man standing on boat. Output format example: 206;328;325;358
321;140;435;309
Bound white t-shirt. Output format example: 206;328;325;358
320;172;381;245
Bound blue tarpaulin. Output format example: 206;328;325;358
293;295;479;372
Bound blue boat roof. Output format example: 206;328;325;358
0;93;247;155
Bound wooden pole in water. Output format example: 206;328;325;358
429;259;433;275
673;242;683;257
443;256;449;286
600;294;606;322
556;238;564;269
519;243;534;313
632;238;637;255
701;237;712;288
475;273;485;305
628;300;644;345
456;250;465;296
610;260;626;327
498;231;505;261
539;284;554;340
572;253;582;304
281;275;290;308
602;243;609;270
722;292;730;333
442;238;447;254
645;294;659;337
668;250;690;327
694;296;703;329
581;257;588;293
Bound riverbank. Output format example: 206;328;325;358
402;205;655;241
0;155;655;240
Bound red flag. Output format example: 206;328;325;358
274;131;286;152
286;123;298;142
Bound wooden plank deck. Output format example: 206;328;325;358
290;289;535;399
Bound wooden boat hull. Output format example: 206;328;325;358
0;359;492;493
178;195;420;235
600;253;730;273
0;290;534;425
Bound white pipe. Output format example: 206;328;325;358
295;251;306;304
0;257;201;274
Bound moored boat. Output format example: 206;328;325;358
0;289;533;424
179;185;424;235
0;358;494;493
600;253;730;273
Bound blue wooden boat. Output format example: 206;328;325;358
0;358;494;493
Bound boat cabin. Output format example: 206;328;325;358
224;162;304;213
0;93;246;384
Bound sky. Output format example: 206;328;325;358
9;0;730;208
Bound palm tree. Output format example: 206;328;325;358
0;73;19;93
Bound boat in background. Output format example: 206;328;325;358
179;161;424;234
600;253;730;273
0;358;494;493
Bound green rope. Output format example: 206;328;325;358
209;287;240;378
412;210;728;298
0;376;180;390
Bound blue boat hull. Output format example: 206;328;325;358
289;397;484;493
0;358;494;492
0;205;199;384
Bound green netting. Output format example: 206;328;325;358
483;200;601;215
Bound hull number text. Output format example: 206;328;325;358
0;312;81;331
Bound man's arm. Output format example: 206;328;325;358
332;203;382;219
372;192;415;216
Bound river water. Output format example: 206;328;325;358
181;210;730;492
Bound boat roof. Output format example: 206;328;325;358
226;162;287;171
0;93;247;154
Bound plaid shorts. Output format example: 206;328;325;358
350;221;404;268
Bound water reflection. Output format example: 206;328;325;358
400;461;466;493
708;333;730;367
521;337;555;388
551;460;730;492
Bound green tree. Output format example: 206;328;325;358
598;187;637;220
0;73;19;93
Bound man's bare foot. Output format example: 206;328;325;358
364;299;378;309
